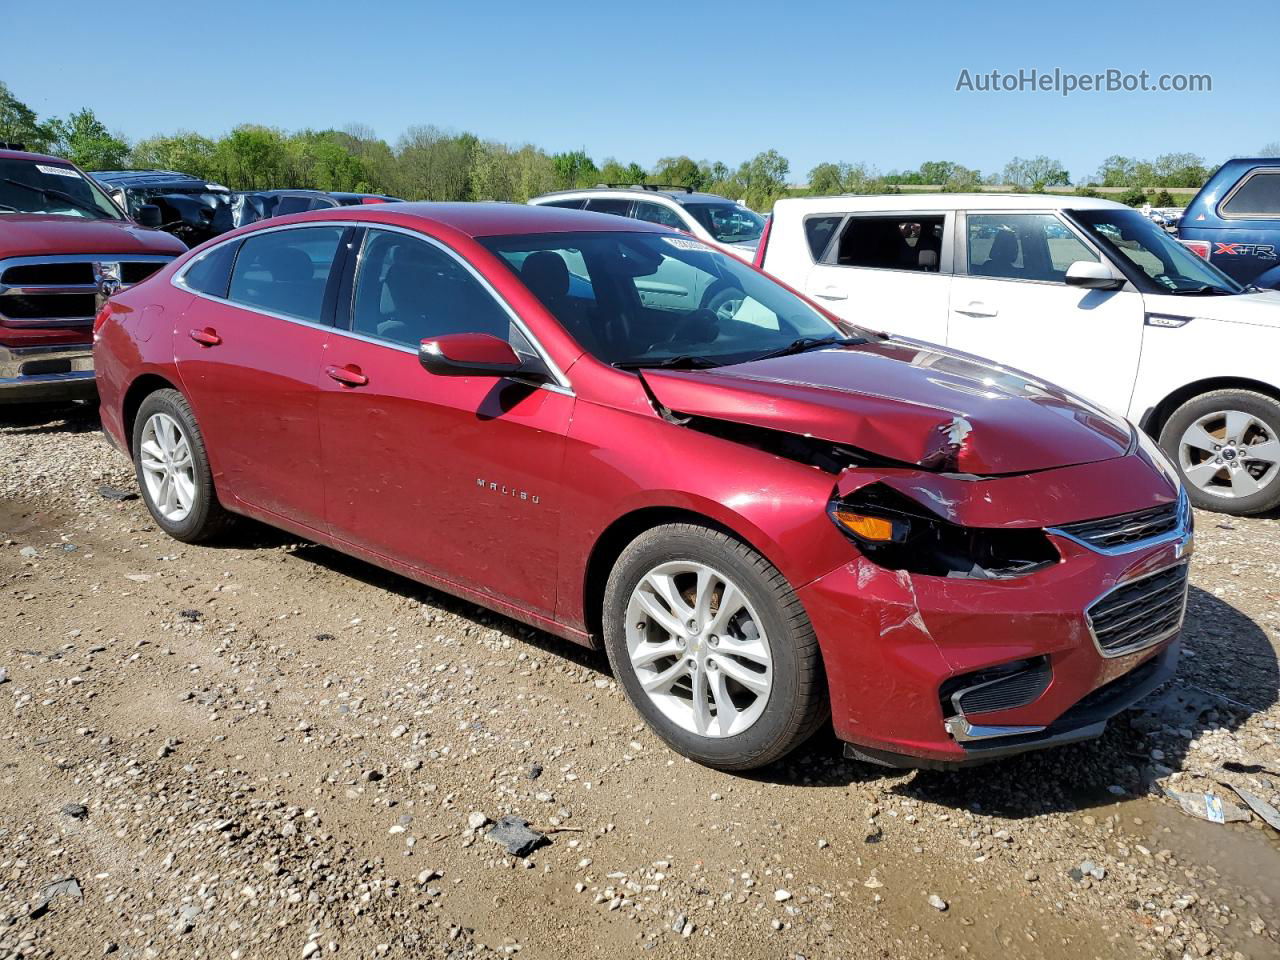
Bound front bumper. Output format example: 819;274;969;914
799;516;1190;767
0;342;96;404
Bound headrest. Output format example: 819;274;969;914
258;245;313;282
521;251;570;301
988;230;1019;264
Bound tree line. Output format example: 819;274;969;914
2;82;1273;210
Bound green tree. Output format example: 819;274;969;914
940;164;982;192
597;157;646;185
1003;155;1070;189
213;125;290;189
1093;155;1136;187
396;126;477;200
738;149;789;211
651;155;704;189
917;160;957;185
1072;185;1102;198
1151;152;1208;188
49;108;129;170
130;132;219;182
550;149;597;189
1117;187;1149;207
0;81;56;152
1151;188;1176;206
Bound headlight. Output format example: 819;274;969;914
829;484;1059;580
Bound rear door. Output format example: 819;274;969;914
946;211;1145;414
803;212;953;344
173;224;350;530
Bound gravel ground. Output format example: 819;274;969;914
1;406;1278;960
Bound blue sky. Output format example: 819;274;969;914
5;0;1275;183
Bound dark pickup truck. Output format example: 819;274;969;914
1179;157;1280;289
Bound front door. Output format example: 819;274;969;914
173;224;349;529
317;227;572;618
947;211;1145;416
803;212;953;344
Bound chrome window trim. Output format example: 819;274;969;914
1083;561;1189;660
1046;487;1191;556
171;220;574;395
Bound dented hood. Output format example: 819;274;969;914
639;338;1133;475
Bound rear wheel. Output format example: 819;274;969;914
1159;388;1280;515
131;389;233;542
602;523;827;770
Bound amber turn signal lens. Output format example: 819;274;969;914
833;510;898;542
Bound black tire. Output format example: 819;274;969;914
131;388;233;543
1158;388;1280;516
602;523;828;771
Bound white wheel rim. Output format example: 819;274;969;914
624;561;773;738
139;412;197;522
1178;409;1280;499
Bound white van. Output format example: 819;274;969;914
758;194;1280;515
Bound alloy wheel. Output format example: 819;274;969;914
138;412;198;522
1178;409;1280;500
624;561;773;738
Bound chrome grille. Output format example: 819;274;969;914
1055;501;1180;551
0;254;174;326
1087;564;1188;657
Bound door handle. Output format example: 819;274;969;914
325;364;369;387
188;327;221;346
954;302;998;318
812;285;848;301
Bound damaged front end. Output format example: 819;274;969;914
634;358;1188;766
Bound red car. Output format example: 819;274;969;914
94;203;1192;770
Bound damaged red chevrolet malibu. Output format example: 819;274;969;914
93;203;1193;770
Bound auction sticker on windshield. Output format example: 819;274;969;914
36;164;80;178
662;236;713;253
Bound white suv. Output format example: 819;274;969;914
758;194;1280;515
529;186;765;261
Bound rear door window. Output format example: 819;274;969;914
632;201;686;230
832;215;945;272
1220;170;1280;218
228;226;345;322
183;240;241;298
585;197;632;216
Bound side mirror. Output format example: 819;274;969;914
419;333;526;378
1065;260;1123;290
136;204;163;228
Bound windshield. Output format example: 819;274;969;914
683;202;765;245
0;158;123;220
1070;208;1245;295
480;231;844;368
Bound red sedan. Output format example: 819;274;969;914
93;203;1192;770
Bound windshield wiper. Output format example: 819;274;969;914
0;177;110;219
747;334;866;363
613;355;723;371
1173;283;1236;296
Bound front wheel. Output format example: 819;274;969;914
1159;388;1280;515
602;523;827;771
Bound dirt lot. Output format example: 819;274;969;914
1;406;1278;960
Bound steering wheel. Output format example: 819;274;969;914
650;308;721;351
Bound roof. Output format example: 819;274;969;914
281;201;675;237
775;192;1130;213
90;169;223;188
0;148;70;165
532;187;735;206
